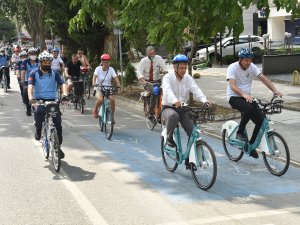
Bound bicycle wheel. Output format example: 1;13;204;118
3;74;7;93
262;131;290;176
222;129;244;161
50;128;61;172
191;141;217;190
144;98;155;130
80;98;84;114
161;136;178;172
41;126;49;159
84;82;91;99
104;108;114;140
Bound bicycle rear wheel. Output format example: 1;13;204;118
104;108;114;140
50;128;61;172
262;131;290;176
41;126;49;159
144;98;155;130
79;98;84;114
161;136;178;172
191;141;217;190
222;129;244;161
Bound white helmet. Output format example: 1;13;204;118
20;51;28;57
0;47;5;52
38;52;53;61
28;47;38;53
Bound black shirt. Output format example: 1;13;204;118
66;60;82;79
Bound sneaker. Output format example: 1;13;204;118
92;108;98;118
7;85;11;89
249;150;259;159
236;132;248;142
166;137;176;148
55;148;65;159
34;128;41;140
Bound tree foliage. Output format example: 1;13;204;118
0;17;17;43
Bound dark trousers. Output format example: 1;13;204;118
229;96;264;144
0;67;10;85
22;82;30;107
34;105;63;145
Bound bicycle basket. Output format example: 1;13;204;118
73;81;84;96
45;103;59;116
187;107;213;122
266;100;283;114
101;86;118;96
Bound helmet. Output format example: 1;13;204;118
238;48;253;59
53;47;59;52
28;47;38;54
172;54;189;64
20;51;28;57
38;52;53;61
100;54;110;60
0;47;5;52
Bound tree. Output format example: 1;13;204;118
0;17;17;43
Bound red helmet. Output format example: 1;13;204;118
100;54;110;60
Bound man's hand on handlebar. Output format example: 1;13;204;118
273;90;283;97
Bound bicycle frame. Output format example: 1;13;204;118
99;96;110;123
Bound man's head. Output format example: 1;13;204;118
0;47;5;56
61;52;66;58
238;48;253;70
72;54;79;64
100;54;110;70
38;52;53;72
172;54;189;79
53;47;59;58
28;47;38;61
146;46;156;61
20;51;28;61
77;48;84;56
14;47;19;54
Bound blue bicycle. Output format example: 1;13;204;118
97;85;118;140
161;105;217;190
222;96;290;176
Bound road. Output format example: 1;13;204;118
0;74;300;225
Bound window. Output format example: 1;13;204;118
295;26;300;36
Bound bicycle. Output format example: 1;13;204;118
97;85;118;140
161;104;217;190
140;81;162;130
221;96;290;176
0;66;8;93
69;80;85;114
32;100;62;172
81;66;92;100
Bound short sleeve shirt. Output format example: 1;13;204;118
66;60;82;78
137;55;167;81
94;66;117;86
51;56;64;71
226;62;261;101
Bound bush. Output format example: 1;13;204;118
222;55;238;65
124;62;137;91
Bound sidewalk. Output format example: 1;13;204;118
121;62;300;166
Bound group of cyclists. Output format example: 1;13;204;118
0;42;283;163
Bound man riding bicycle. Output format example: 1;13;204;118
137;46;168;123
65;54;82;94
162;54;211;168
0;47;11;89
28;52;69;159
226;48;283;159
92;54;121;119
51;47;65;75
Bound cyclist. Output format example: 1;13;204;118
92;54;121;119
65;54;82;94
16;51;28;97
137;46;168;123
161;54;211;168
51;47;65;75
11;47;21;73
28;52;69;159
226;48;283;159
21;47;39;116
77;48;91;68
0;47;11;89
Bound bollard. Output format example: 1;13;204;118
293;70;299;85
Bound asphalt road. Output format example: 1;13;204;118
0;73;300;225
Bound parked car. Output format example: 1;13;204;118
196;35;264;62
183;39;214;58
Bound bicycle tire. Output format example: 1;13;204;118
222;129;244;161
74;101;78;110
41;126;49;159
3;74;7;93
84;82;91;99
144;98;155;130
50;128;61;172
80;98;84;114
262;131;290;176
104;108;114;140
191;141;217;190
161;136;178;172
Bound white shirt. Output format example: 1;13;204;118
94;66;117;86
137;55;166;81
162;72;207;106
226;62;261;101
51;56;64;71
11;53;21;63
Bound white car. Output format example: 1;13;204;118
196;35;264;62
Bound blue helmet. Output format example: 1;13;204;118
53;47;59;52
238;48;253;59
172;54;189;64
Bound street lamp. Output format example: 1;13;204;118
113;26;124;92
248;33;252;49
262;33;270;55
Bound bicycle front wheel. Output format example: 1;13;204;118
41;126;49;159
145;98;155;130
191;141;217;190
84;82;91;99
262;131;290;176
104;108;114;140
222;129;244;161
50;129;61;172
161;136;178;172
3;74;7;93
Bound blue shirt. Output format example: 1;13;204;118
22;59;39;81
0;55;10;67
16;60;23;71
28;68;64;100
